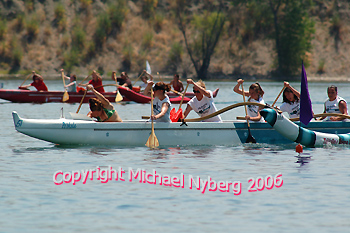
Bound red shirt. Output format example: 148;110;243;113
31;80;48;91
89;79;105;93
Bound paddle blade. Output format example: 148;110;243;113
145;132;159;149
115;91;123;102
170;108;176;122
63;91;69;102
245;128;256;143
146;60;151;74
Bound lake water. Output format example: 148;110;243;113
1;79;350;232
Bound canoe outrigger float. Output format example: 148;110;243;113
12;102;350;147
260;108;350;147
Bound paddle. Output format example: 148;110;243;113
76;89;87;113
271;86;286;107
133;61;151;86
78;73;91;86
170;88;184;96
113;73;123;102
145;90;159;149
19;72;33;88
241;83;256;143
61;70;69;102
132;71;145;86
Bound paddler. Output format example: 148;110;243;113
79;70;105;93
182;79;222;122
319;85;349;121
19;71;48;91
87;84;122;122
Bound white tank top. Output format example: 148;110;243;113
324;96;348;121
247;96;265;122
153;95;171;122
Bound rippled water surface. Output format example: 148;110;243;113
1;79;350;232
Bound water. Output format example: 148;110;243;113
1;80;350;232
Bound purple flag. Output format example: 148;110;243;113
300;61;313;125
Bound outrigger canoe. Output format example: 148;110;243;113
12;104;350;146
0;88;193;104
260;108;350;147
118;86;192;104
0;89;120;103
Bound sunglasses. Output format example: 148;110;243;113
153;87;162;91
193;90;200;93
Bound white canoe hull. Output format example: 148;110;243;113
12;111;242;146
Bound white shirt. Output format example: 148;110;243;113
324;96;348;121
280;100;300;118
247;96;265;122
153;95;171;122
67;81;76;92
187;90;222;122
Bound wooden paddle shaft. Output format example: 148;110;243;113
76;90;87;113
132;70;145;86
179;83;189;110
61;71;66;86
271;86;286;107
78;74;91;86
20;73;32;87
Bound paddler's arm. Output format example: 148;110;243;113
233;79;250;97
151;102;170;120
330;100;348;121
143;80;154;96
144;70;153;81
87;84;113;109
182;105;192;119
179;81;184;92
247;108;263;122
187;79;210;98
284;81;300;98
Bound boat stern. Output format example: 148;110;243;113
12;111;23;129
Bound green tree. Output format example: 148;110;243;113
175;0;226;79
232;0;314;78
269;0;315;78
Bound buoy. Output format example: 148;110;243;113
295;143;311;164
296;144;303;153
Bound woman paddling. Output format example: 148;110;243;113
87;84;122;122
319;85;348;121
144;81;172;122
279;81;301;118
113;71;133;90
233;79;265;122
182;79;222;122
19;71;48;91
63;73;77;92
79;70;105;93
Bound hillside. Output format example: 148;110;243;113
1;0;350;80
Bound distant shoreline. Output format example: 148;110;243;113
0;74;349;83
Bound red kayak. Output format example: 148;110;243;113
0;89;121;103
118;86;191;104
